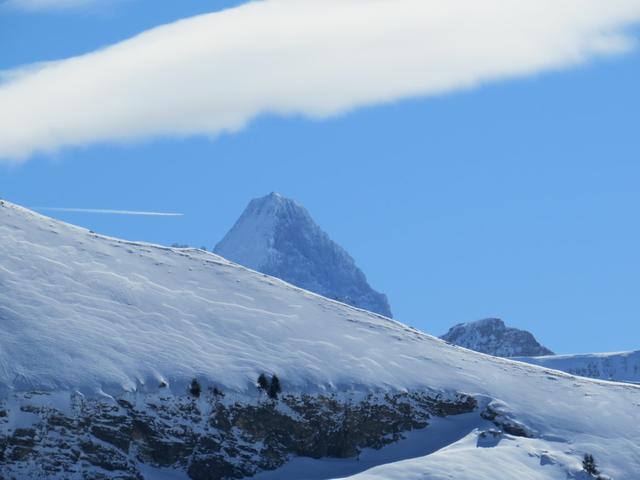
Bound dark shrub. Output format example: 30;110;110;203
583;454;600;476
211;387;224;397
257;373;282;399
257;373;270;392
189;378;202;398
268;375;282;399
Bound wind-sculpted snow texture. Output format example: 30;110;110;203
214;193;392;318
441;318;555;357
515;350;640;384
0;200;639;479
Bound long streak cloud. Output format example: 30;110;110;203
1;0;640;162
32;207;184;217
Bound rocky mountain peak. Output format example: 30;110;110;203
440;318;554;357
214;193;393;317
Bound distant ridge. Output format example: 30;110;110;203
214;193;392;317
514;350;640;384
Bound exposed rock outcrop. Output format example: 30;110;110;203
1;390;476;479
441;318;554;357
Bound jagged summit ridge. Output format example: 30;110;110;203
214;192;393;317
440;318;554;357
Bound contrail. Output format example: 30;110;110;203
32;207;184;217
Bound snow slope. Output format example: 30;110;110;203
252;427;593;480
331;431;593;480
515;350;640;384
214;193;392;317
1;200;640;479
441;318;554;357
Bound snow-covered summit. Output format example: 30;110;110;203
214;193;392;317
441;318;554;357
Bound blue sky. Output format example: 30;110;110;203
1;0;639;353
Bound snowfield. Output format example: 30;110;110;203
515;350;640;384
1;200;639;479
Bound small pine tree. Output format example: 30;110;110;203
268;374;282;399
257;373;270;392
583;454;600;476
189;378;202;398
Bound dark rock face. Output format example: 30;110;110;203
440;318;554;357
480;402;535;438
214;193;393;318
0;390;476;479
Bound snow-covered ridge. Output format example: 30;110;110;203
214;193;392;317
1;200;640;479
440;318;554;357
515;350;640;384
441;319;640;385
1;199;399;397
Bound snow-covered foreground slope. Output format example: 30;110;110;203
1;200;639;479
254;425;595;480
515;350;640;384
333;434;595;480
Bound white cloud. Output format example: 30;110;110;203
1;0;639;162
4;0;107;11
